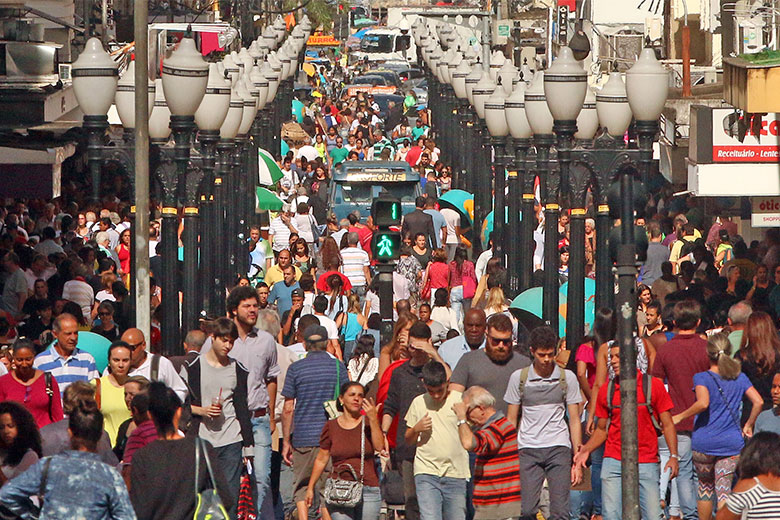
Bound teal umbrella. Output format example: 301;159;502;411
510;278;596;338
291;99;305;123
439;189;474;224
258;148;284;186
481;211;494;246
256;187;284;211
75;332;112;373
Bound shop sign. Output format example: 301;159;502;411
752;196;780;227
712;108;780;163
307;34;340;46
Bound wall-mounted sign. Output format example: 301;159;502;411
752;196;780;227
690;105;780;164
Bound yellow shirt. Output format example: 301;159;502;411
264;264;302;288
404;390;470;479
95;375;131;446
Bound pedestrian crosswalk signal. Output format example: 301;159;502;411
372;231;401;261
371;197;402;227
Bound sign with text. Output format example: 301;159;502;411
752;197;780;227
711;108;780;163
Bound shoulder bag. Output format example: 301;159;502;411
323;417;365;508
323;361;341;420
194;438;230;520
705;371;743;432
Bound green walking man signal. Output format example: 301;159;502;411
372;231;401;261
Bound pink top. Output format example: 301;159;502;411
448;260;476;287
428;262;450;289
575;343;597;388
0;372;64;429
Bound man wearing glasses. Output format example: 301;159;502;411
449;313;531;415
120;328;187;402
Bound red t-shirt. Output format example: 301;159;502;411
594;371;673;463
349;226;374;261
428;262;450;289
650;333;709;432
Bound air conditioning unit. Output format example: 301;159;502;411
601;31;644;70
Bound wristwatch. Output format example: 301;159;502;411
670;454;679;459
456;419;468;427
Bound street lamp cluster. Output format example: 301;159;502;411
411;18;668;351
71;15;312;355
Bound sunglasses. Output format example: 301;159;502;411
488;335;512;346
127;340;144;351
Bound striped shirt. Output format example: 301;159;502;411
281;351;348;448
122;420;158;464
34;345;99;396
726;479;780;519
340;247;370;287
269;216;297;252
473;414;522;514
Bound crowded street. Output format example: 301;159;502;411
0;1;779;520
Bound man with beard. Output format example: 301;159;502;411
449;313;531;414
438;309;487;370
201;285;280;516
264;249;302;289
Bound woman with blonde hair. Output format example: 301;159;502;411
673;332;764;520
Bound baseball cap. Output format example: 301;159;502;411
303;324;328;342
291;288;304;298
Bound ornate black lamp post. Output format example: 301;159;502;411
158;36;208;354
471;70;496;257
71;38;119;204
484;84;509;264
525;72;558;332
504;75;533;297
190;62;230;328
545;46;588;348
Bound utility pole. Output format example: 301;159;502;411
134;0;151;342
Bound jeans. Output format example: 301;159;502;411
677;433;699;520
659;434;681;517
519;446;572;520
213;441;244;519
328;485;382;520
414;474;467;520
590;444;604;516
252;414;273;513
569;489;593;520
601;457;661;520
450;286;472;329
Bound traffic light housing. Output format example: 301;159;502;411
371;197;401;227
371;231;402;261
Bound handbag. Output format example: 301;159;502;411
421;265;432;300
323;417;365;507
237;464;256;520
463;272;476;299
323;361;341;420
194;437;230;520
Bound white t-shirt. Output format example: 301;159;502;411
315;314;339;340
440;208;461;245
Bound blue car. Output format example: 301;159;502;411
329;161;422;222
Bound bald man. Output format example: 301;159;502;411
121;328;187;402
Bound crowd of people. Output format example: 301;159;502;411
0;59;780;520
